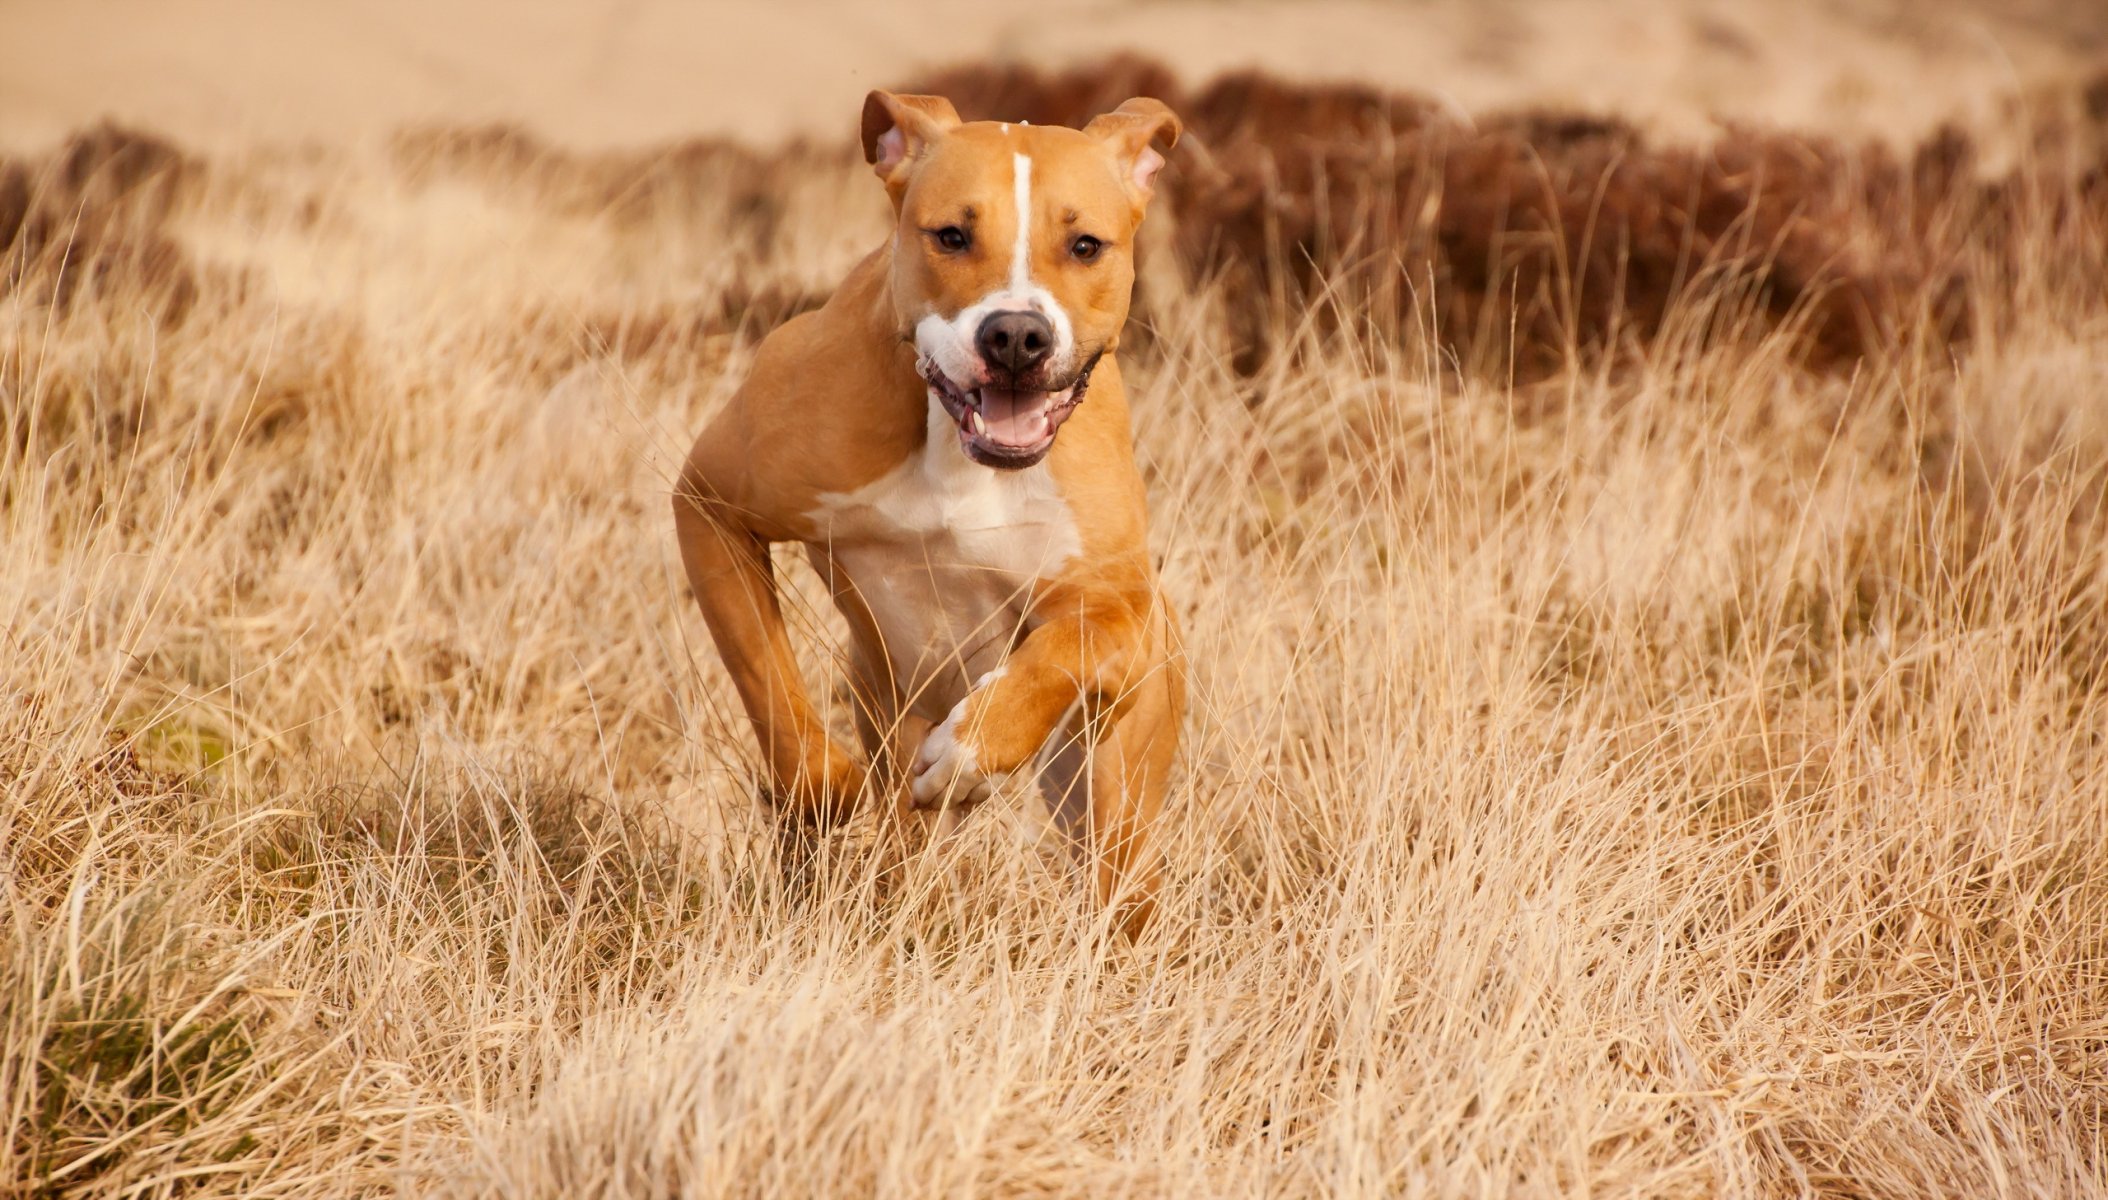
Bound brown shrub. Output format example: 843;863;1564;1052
1174;113;1948;374
0;160;29;252
903;53;1185;131
390;122;825;251
0;122;200;326
1184;68;1443;146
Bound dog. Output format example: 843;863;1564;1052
672;89;1185;935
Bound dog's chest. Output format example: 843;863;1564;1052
806;412;1081;717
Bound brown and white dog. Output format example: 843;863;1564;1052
672;90;1184;934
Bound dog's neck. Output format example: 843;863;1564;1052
828;239;941;439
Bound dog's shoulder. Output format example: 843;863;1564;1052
684;251;923;535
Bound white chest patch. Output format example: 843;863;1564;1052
806;402;1082;718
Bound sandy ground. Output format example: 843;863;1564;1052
2;0;2103;154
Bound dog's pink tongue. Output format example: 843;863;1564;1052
978;388;1052;447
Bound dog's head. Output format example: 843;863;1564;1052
861;90;1181;469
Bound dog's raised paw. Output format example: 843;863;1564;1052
911;697;1010;811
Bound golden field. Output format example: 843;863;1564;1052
6;5;2108;1195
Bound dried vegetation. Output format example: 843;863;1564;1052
4;55;2107;1199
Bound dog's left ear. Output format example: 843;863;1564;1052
1084;98;1184;208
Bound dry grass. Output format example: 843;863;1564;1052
5;62;2108;1197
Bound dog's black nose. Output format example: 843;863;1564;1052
976;310;1054;377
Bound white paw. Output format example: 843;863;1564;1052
911;695;1009;811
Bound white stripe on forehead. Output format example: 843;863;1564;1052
1010;154;1033;292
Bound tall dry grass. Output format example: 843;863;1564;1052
4;71;2108;1197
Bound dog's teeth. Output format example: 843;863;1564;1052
967;410;985;435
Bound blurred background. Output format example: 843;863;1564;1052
4;0;2104;153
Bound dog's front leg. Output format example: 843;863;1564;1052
674;481;866;827
910;590;1180;934
909;589;1150;812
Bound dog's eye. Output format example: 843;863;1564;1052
1071;235;1104;263
933;226;971;253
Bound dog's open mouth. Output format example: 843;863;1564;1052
919;356;1095;469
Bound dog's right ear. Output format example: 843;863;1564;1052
861;91;961;199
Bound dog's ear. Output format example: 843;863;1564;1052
1084;98;1183;207
861;91;961;197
